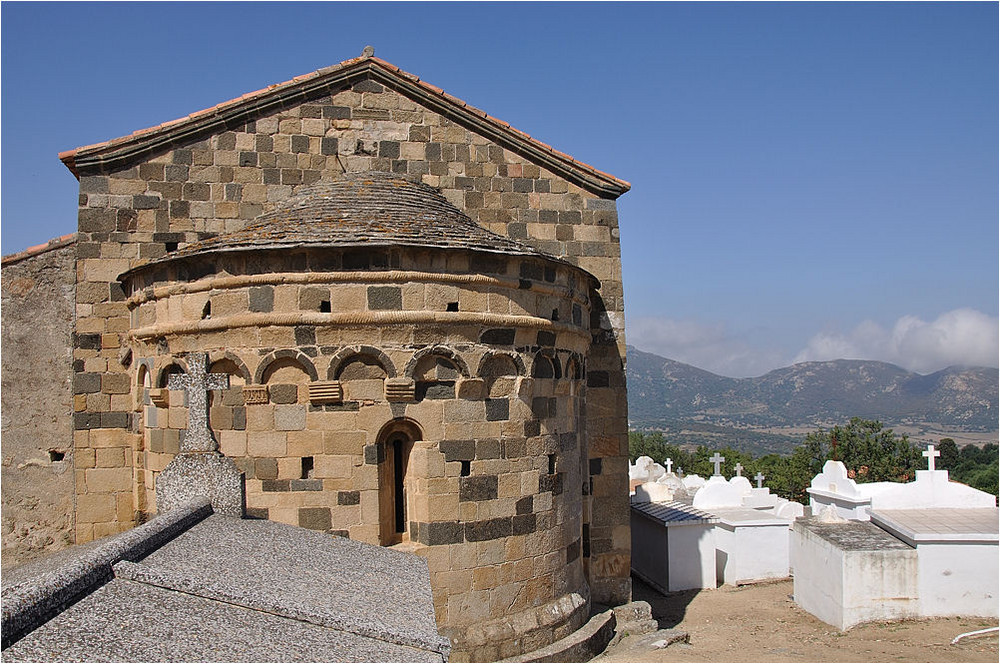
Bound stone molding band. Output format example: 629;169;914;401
125;270;589;309
129;311;590;342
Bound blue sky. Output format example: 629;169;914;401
2;2;997;376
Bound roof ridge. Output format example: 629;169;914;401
2;233;77;267
58;55;630;197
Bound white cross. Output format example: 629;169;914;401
664;458;673;474
733;462;744;477
168;352;229;453
923;444;941;472
709;452;725;476
754;472;765;489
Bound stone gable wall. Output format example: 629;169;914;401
71;74;630;607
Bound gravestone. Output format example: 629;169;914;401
155;353;245;517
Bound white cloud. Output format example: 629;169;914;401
794;308;999;373
627;316;786;378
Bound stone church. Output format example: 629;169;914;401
2;51;632;659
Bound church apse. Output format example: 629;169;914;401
54;53;632;661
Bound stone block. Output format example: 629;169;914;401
298;507;332;531
248;286;274;312
248;432;286;457
367;286;402;310
255;458;278;479
384;377;415;402
243;385;269;405
460;475;498;502
268;384;299;404
274;405;306;431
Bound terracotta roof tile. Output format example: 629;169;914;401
2;233;77;266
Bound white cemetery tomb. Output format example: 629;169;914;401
631;500;719;593
793;445;998;629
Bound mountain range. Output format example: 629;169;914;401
626;346;998;453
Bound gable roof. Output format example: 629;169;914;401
59;55;630;198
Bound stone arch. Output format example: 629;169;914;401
403;345;471;380
156;360;187;388
210;351;251;386
531;350;562;379
565;354;584;380
478;351;524;398
327;345;397;380
254;349;318;385
476;351;525;379
375;418;424;546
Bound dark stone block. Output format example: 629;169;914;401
454;176;475;190
353;79;384;93
255;458;278;480
566;539;581;563
298;507;331;531
74;372;102;394
73;412;100;430
439;439;476;462
249;286;274;313
480;328;515;345
475;438;501;460
539;473;564;495
513;178;533;193
524;419;541;437
364;444;383;465
263;168;281;185
337;490;361;505
485;399;509;421
80;176;109;194
321;137;339;155
378;141;400;159
515;496;534;516
589;458;603;476
75;333;102;350
246;507;269;520
268;384;298;404
367;286;402;310
418;381;455;400
256;135;273;151
423;521;464;546
173;148;195;164
239;151;257;167
294;326;316;347
537;331;556;347
465;517;512;542
518;279;532;290
324;106;351;119
460;475;498;502
587;371;609;388
262;479;290;492
101;411;129;428
513;513;537;536
425;142;442;161
291;479;323;491
233;407;246;430
291;135;310;153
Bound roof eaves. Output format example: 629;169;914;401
2;233;77;267
59;56;630;198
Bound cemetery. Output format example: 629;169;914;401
630;443;998;633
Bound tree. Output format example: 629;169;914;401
937;438;959;470
801;418;921;483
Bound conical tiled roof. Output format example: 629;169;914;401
155;172;559;262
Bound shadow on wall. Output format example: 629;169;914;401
630;575;700;630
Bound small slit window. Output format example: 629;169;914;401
301;456;314;479
320;300;331;313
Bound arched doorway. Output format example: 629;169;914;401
376;418;422;546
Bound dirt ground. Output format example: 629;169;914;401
596;577;998;663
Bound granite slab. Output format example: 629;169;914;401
2;578;439;662
795;517;913;551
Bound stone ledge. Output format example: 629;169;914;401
501;609;616;663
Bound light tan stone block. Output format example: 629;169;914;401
95;447;126;468
219;430;248;457
315;455;353;479
84;467;132;493
248;431;286;457
322;430;366;455
277;457;301;480
77;493;117;523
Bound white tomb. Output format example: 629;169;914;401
712;507;793;585
631;501;718;592
793;445;999;629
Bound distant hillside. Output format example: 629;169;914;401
626;346;998;445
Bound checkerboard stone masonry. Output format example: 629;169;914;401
53;54;632;661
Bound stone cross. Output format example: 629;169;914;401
710;452;725;476
168;352;229;453
733;462;744;477
755;472;765;489
664;458;673;474
923;444;941;472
